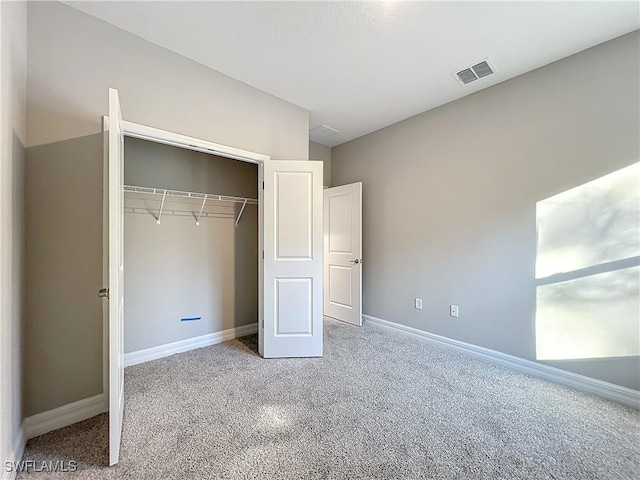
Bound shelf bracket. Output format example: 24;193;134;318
235;199;248;227
156;190;167;224
195;194;208;226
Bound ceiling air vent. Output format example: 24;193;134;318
309;124;339;142
456;68;477;85
453;58;495;86
472;61;493;78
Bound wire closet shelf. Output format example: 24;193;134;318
123;185;258;226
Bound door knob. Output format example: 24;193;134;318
98;288;109;299
350;259;360;265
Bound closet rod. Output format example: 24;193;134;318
124;185;258;226
124;185;258;205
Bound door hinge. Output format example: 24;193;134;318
262;250;264;259
262;181;264;190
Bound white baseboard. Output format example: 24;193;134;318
363;314;640;408
23;394;107;441
2;425;25;480
19;325;257;444
124;323;258;367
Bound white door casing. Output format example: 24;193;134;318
261;160;324;358
324;183;362;326
107;88;125;466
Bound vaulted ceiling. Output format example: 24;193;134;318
65;1;639;147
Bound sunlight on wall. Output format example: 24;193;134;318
537;267;639;360
535;163;640;361
536;163;639;278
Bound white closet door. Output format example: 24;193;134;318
107;88;125;466
261;160;323;358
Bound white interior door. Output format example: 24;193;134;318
324;182;363;326
261;160;323;358
107;88;125;466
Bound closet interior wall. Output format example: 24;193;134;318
123;137;258;354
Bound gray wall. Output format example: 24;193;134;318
332;31;640;390
25;134;104;417
124;138;258;353
26;2;308;159
0;0;26;467
310;141;332;187
24;2;309;416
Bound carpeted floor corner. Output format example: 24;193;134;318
18;319;640;479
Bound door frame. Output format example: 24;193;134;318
101;118;270;403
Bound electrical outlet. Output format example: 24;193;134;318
415;298;423;310
450;305;459;318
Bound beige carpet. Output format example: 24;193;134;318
19;319;640;479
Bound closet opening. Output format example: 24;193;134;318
120;135;260;368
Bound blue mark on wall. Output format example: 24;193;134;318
181;316;202;322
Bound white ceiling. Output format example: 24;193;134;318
65;1;639;147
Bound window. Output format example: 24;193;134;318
535;162;640;361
